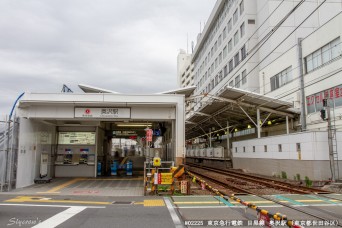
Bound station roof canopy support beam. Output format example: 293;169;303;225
185;86;299;140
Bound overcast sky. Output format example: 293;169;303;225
0;0;215;116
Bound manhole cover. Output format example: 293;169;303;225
112;201;133;205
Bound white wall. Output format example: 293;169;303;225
16;119;56;188
232;131;342;161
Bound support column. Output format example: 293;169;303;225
257;108;261;138
226;121;230;159
209;129;212;148
175;97;185;166
298;38;307;131
286;116;290;135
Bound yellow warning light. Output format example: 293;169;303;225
153;157;161;167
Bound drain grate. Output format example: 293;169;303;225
112;201;133;205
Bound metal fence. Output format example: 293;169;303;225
0;116;19;191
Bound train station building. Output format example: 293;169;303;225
7;85;189;189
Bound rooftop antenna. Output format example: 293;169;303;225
187;33;189;54
61;84;73;93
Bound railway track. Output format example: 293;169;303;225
185;164;342;227
186;162;332;195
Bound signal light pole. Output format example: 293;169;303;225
323;99;336;181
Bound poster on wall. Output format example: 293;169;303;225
58;132;96;145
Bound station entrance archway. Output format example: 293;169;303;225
15;93;185;189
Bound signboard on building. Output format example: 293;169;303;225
58;132;96;145
75;108;131;118
306;85;342;113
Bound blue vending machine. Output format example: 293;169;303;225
126;160;132;176
111;160;118;176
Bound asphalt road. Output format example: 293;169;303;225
0;195;183;228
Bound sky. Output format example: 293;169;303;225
0;0;216;116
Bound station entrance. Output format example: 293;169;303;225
14;92;185;190
54;120;172;178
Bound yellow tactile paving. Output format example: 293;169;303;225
5;196;111;205
37;178;85;194
134;200;165;207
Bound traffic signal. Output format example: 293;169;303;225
320;109;326;120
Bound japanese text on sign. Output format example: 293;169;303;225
306;85;342;113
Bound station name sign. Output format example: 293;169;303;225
75;108;131;118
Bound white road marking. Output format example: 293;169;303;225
0;203;105;228
32;206;87;228
164;197;184;228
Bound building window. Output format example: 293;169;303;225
278;144;282;152
235;75;240;88
224;65;228;77
234;52;239;67
223;27;227;40
240;22;245;38
218;35;222;46
270;66;292;91
215;58;218;69
234;31;239;46
305;37;340;73
228;19;232;33
253;146;255;152
229;80;234;87
270;75;279;91
228;39;233;53
240;0;244;15
235;147;237;153
243;146;245;152
242;69;247;84
264;145;267;152
229;59;234;73
241;45;246;60
214;41;218;52
223;46;227;59
248;19;255;24
233;9;238;24
306;84;342;114
219;52;222;64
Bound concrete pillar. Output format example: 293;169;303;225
257;108;261;138
286;116;289;135
175;96;185;166
226;121;230;158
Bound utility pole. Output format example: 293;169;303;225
323;99;336;181
298;38;306;131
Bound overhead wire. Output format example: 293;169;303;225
192;0;307;110
188;0;307;134
188;0;338;139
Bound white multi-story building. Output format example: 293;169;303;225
177;49;194;88
191;0;341;109
185;0;342;180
